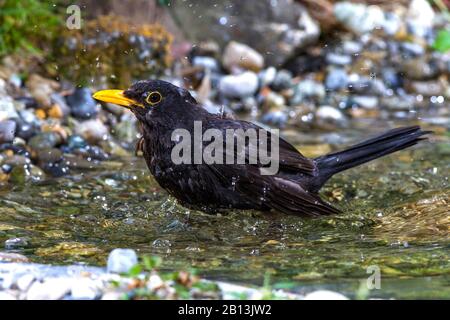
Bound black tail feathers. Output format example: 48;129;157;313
311;126;431;192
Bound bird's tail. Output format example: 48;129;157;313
310;126;431;192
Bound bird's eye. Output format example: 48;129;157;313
145;91;162;105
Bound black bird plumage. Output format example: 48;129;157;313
94;80;431;217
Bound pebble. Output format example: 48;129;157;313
25;74;60;108
70;278;100;300
293;80;326;101
352;96;379;109
74;119;109;143
258;67;277;87
400;42;425;57
325;53;352;66
0;98;19;121
222;41;264;72
218;72;259;98
304;290;348;300
28;132;62;151
334;2;385;34
66;88;99;119
26;278;72;300
0;120;16;143
5;237;29;249
36;148;63;164
325;68;348;91
192;56;220;72
315;105;347;129
67;135;87;150
382;68;403;89
271;70;293;91
106;248;138;274
342;41;363;55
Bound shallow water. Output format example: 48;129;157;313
0;121;449;299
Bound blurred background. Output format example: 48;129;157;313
0;0;449;299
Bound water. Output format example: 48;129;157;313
0;121;449;299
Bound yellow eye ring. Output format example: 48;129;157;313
145;91;162;105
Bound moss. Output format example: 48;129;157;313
49;14;173;87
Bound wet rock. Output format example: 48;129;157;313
192;56;220;72
304;290;348;300
50;93;71;117
0;97;19;121
334;2;385;34
381;96;415;111
271;70;293;91
222;41;264;72
400;42;425;57
28;132;62;151
263;91;286;109
0;120;16;143
325;53;352;66
106;248;138;274
315;105;347;129
407;81;444;96
41;161;70;177
292;80;325;102
342;41;363;55
258;67;277;87
352;96;379;109
5;237;29;249
218;72;259;98
74;119;109;143
406;0;434;38
9;165;28;184
261;109;288;127
36;148;63;164
26;278;72;300
25;74;60;108
0;252;28;263
401;58;439;80
70;278;100;300
67;135;87;150
325;68;348;91
66;88;99;119
382;68;403;89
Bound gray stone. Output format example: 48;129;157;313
66;88;99;120
0;120;16;143
0;98;19;121
401;42;425;56
406;0;434;38
28;132;62;151
74;119;109;143
352;96;379;109
334;2;385;34
106;248;138;274
325;53;352;66
5;237;29;249
325;68;348;91
219;72;259;98
192;56;220;72
222;41;264;72
342;41;363;55
258;67;277;87
70;278;99;300
271;70;293;91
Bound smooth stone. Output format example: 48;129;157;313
41;161;70;177
352;96;379;109
192;56;220;72
325;53;352;66
67;135;87;150
70;278;99;300
26;278;72;300
218;72;259;99
50;93;71;117
315;105;347;129
25;74;60;108
334;2;385;34
0;98;19;121
106;248;138;274
304;290;348;300
28;132;62;151
382;68;403;89
271;70;293;91
260;110;288;127
0;252;29;262
5;237;29;249
342;41;363;55
36;148;63;164
258;67;277;87
0;120;16;143
406;0;434;38
294;80;325;101
74;119;109;143
222;41;264;72
66;88;99;120
381;96;415;111
325;68;348;90
401;42;425;57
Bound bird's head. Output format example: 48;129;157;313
93;80;197;121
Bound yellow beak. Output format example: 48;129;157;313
92;90;142;108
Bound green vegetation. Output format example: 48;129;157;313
0;0;61;56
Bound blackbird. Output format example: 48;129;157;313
93;80;430;217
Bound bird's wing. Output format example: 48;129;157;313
205;118;316;175
206;164;339;216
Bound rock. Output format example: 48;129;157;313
67;135;88;150
401;58;439;80
66;88;100;119
408;81;444;96
50;93;71;117
261;109;288;127
41;161;70;177
5;237;29;249
352;96;379;109
304;290;348;300
222;41;264;72
16;274;35;291
325;68;348;91
315;105;347;129
400;42;425;57
106;248;138;274
334;2;385;34
406;0;434;38
381;96;415;111
0;252;29;262
263;91;286;109
218;72;259;98
25;74;60;108
0;97;19;121
192;56;220;72
28;132;62;151
271;70;293;91
325;53;352;66
258;67;277;87
292;80;325;102
0;120;16;143
36;148;63;164
172;0;319;66
382;68;403;89
342;41;363;55
26;278;72;300
70;278;99;300
74;119;109;143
